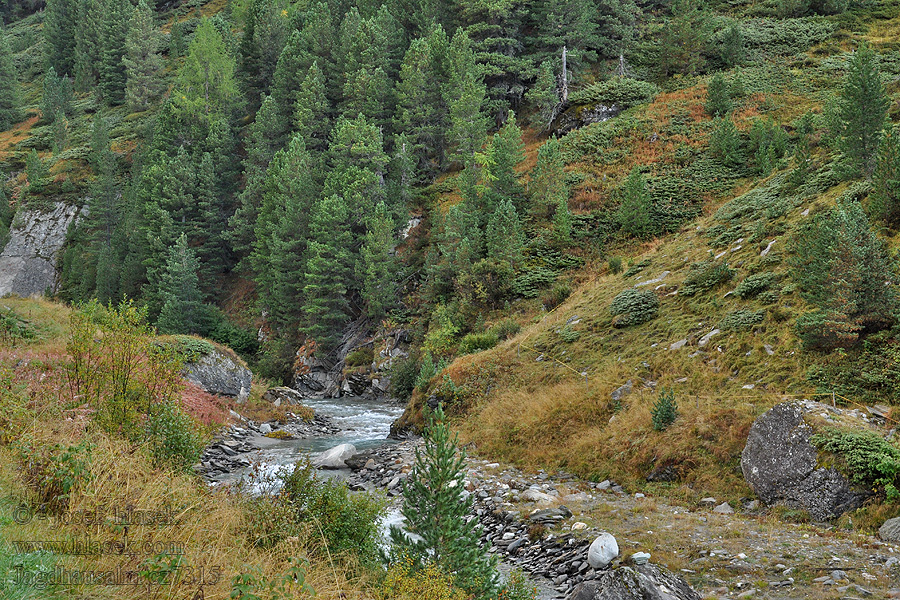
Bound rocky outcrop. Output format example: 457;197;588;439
184;347;252;403
0;202;81;297
567;564;701;600
262;386;305;406
741;401;872;520
551;103;620;136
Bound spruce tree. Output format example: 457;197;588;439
525;60;558;129
90;115;111;172
294;61;331;153
169;19;186;60
553;194;573;244
302;194;352;353
393;34;448;178
530;137;568;220
0;31;21;130
175;19;238;117
268;30;308;145
617;167;651;238
44;0;77;75
705;73;732;117
358;200;398;320
52;109;68;155
657;0;709;76
444;30;487;170
485;198;524;267
41;67;73;123
484;111;525;210
390;404;499;599
99;0;131;105
124;0;165;112
836;43;889;178
157;233;205;334
871;126;900;226
719;23;744;67
73;0;103;91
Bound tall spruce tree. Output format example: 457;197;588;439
444;30;488;170
390;404;499;599
0;31;21;130
99;0;132;105
175;19;238;117
871;126;900;226
73;0;104;91
485;198;524;267
124;0;164;112
358;201;398;320
157;233;205;334
294;61;331;153
836;43;889;178
44;0;77;75
481;110;525;215
302;194;352;353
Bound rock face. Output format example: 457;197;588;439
184;347;252;403
741;402;870;520
567;564;701;600
262;386;305;406
313;443;357;469
0;202;82;297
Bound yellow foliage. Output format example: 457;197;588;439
378;556;466;600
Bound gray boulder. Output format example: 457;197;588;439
262;386;305;406
567;564;700;600
184;347;252;403
879;517;900;542
0;202;82;297
741;402;870;520
313;443;357;469
587;533;619;569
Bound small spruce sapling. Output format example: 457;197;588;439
390;404;499;599
651;388;678;431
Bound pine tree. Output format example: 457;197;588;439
169;19;186;60
44;0;77;75
709;116;742;167
390;404;499;599
484;111;525;210
393;33;448;179
485;198;524;267
51;109;68;155
790;202;897;349
90;115;111;172
267;30;307;145
302;194;352;353
124;0;164;112
99;0;132;105
617;167;651;238
871;126;900;226
444;30;487;170
237;0;292;108
325;114;388;229
157;233;205;334
553;194;572;244
525;60;558;130
530;137;568;220
73;0;104;91
41;67;73;123
705;73;732;117
719;23;744;67
836;43;889;178
294;61;331;153
86;147;122;304
175;19;238;117
358;200;398;320
0;31;21;130
25;149;48;193
657;0;709;76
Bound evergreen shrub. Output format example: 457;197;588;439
569;77;659;108
609;288;660;327
651;388;678;431
680;261;735;296
812;427;900;500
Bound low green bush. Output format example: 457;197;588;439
489;317;521;340
812;427;900;500
17;439;93;513
281;461;385;565
345;346;374;368
541;282;571;310
680;261;735;296
569;77;659;108
609;288;660;327
719;309;766;331
145;400;205;473
458;331;500;355
735;272;780;298
651;388;678;431
390;356;420;401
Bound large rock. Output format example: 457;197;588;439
184;347;252;403
587;533;619;569
262;386;305;406
313;443;357;469
741;402;871;520
879;517;900;542
567;564;701;600
293;355;337;399
0;202;82;297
